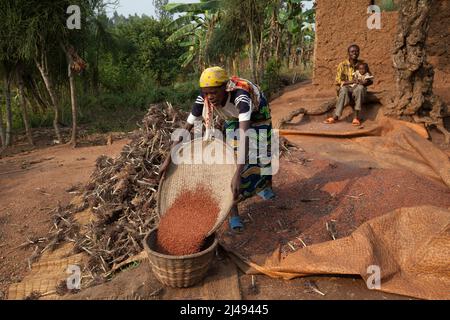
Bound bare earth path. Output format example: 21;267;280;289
0;140;129;299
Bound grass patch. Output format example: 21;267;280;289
379;0;399;12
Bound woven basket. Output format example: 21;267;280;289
144;229;218;287
157;138;237;237
144;138;236;287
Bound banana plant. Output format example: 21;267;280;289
277;0;315;67
164;0;222;70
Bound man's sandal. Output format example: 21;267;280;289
323;117;337;124
229;216;244;233
352;118;361;126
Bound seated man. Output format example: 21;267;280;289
324;44;373;126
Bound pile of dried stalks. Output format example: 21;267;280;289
28;102;293;289
34;103;186;287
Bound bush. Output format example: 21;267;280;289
379;0;399;12
64;79;198;133
261;58;282;100
167;79;199;110
7;77;200;135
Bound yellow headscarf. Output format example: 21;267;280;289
199;66;229;88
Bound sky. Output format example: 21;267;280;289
109;0;314;18
107;0;199;17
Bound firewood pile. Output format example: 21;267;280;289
34;103;186;287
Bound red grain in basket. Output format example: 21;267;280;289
155;185;220;256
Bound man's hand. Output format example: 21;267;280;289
342;79;356;86
361;79;373;86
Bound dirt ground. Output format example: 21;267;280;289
0;137;130;300
2;81;450;300
63;253;412;301
2;126;410;300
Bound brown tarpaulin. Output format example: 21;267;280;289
221;117;450;300
225;206;450;300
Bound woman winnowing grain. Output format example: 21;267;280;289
159;67;275;232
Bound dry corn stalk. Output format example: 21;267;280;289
34;103;186;287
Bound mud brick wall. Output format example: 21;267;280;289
313;0;449;91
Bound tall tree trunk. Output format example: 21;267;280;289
232;55;238;75
286;33;292;69
275;26;282;61
35;58;63;143
4;73;13;147
386;0;449;142
64;46;79;147
197;35;204;71
17;67;34;146
248;24;258;83
297;30;304;67
256;29;265;83
204;17;217;68
28;76;49;113
268;3;280;60
68;65;78;147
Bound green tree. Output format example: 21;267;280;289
0;0;38;146
153;0;172;20
112;15;183;86
165;0;222;71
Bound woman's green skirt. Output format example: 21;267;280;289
224;119;273;201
